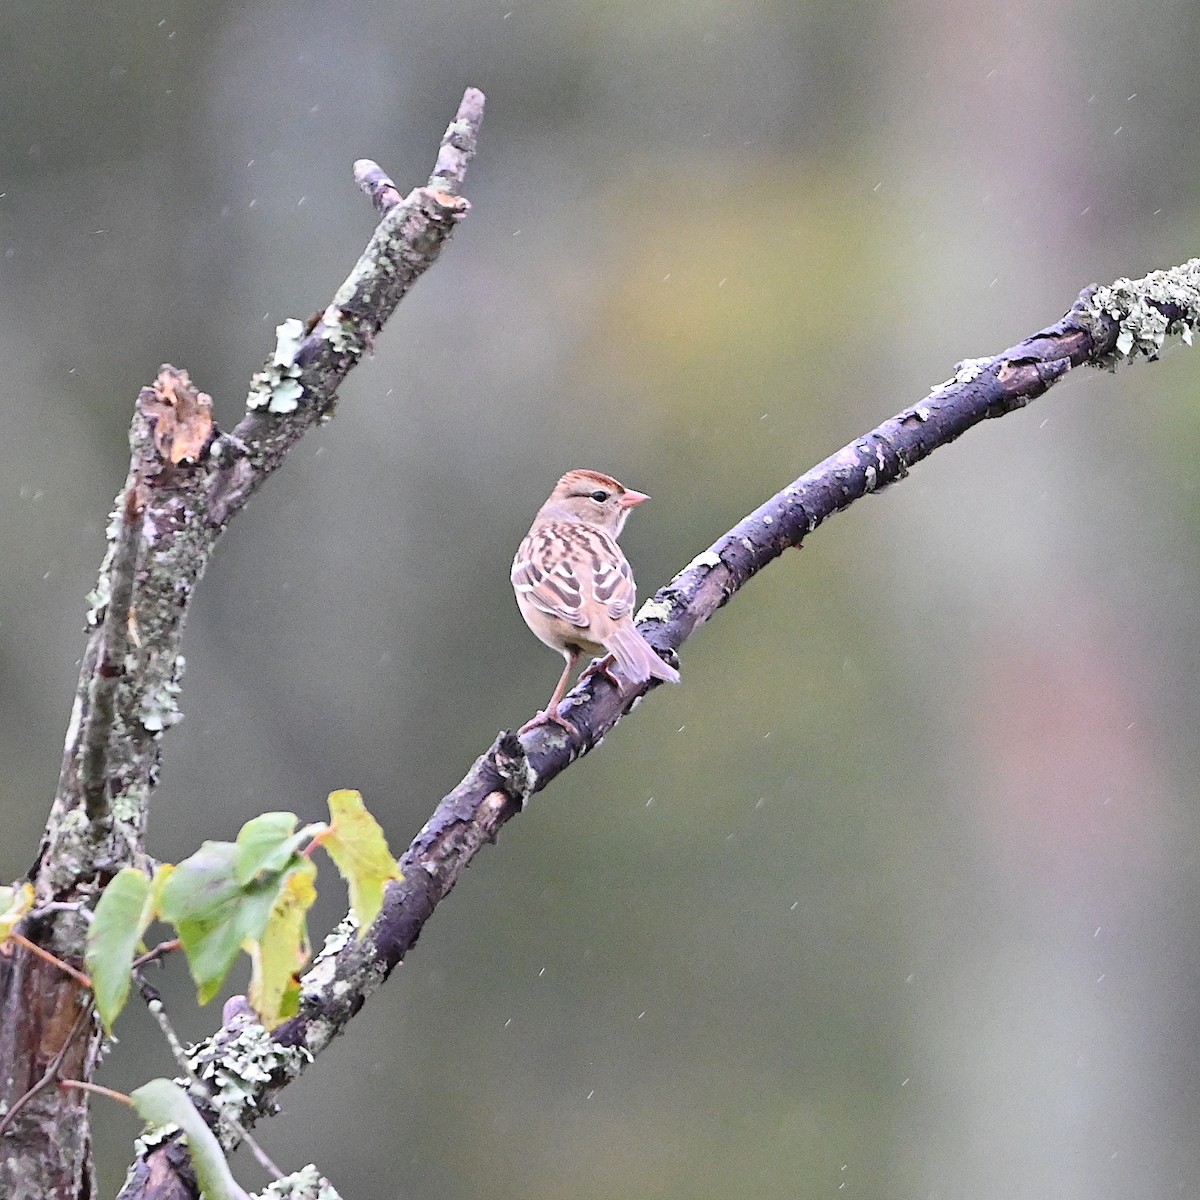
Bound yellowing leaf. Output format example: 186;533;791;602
150;862;175;907
246;858;316;1029
322;790;402;935
0;883;34;942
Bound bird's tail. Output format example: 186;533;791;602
606;623;680;685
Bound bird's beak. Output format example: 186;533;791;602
619;488;650;509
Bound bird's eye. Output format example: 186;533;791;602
590;490;609;502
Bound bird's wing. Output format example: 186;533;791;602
512;522;636;629
586;528;637;621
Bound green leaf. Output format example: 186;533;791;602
159;841;282;1004
131;1078;249;1200
86;867;156;1031
247;857;317;1029
234;811;308;886
0;882;34;941
321;790;403;935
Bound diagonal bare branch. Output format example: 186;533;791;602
121;261;1200;1200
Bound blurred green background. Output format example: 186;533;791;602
5;1;1200;1196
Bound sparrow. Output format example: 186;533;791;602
512;469;680;734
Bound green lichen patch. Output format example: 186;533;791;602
1085;258;1200;368
255;1164;342;1200
185;1020;311;1135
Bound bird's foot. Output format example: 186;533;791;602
518;706;579;738
580;654;624;692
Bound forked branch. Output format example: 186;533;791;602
0;88;485;1200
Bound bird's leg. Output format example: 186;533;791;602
580;653;623;692
519;648;581;736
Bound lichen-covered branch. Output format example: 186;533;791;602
116;260;1200;1200
0;89;484;1200
210;87;484;526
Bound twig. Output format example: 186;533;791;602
41;84;486;893
134;975;188;1066
353;160;404;216
136;975;284;1181
352;85;482;217
59;1079;133;1107
207;95;481;523
6;934;92;989
426;86;485;195
131;938;180;971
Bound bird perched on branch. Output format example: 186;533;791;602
512;469;680;734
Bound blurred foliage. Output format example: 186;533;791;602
4;1;1200;1197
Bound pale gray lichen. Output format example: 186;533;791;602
110;787;146;824
185;1021;311;1138
253;1163;342;1200
272;319;306;367
316;914;359;959
246;370;303;414
84;502;131;624
302;1015;336;1055
495;741;537;801
636;597;673;623
330;200;415;310
1085;258;1200;369
331;275;361;310
138;655;186;732
301;916;358;994
246;319;308;413
56;806;91;845
925;356;992;398
85;574;112;627
133;1122;182;1157
321;309;366;356
952;357;992;385
683;550;723;573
